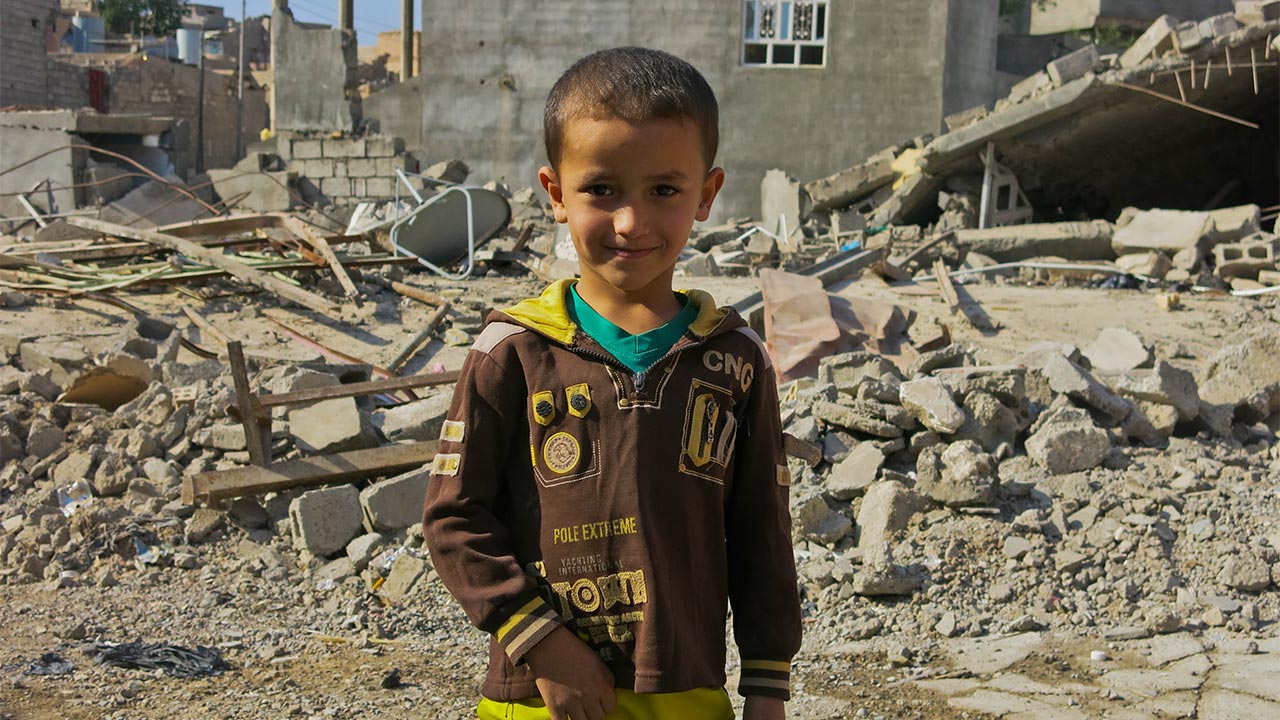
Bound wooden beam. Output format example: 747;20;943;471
183;441;439;504
389;301;453;373
389;280;448;307
67;217;342;314
228;370;460;417
280;216;360;298
227;341;272;466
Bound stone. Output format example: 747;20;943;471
371;391;452;443
915;441;997;507
193;423;247;451
228;497;270;530
19;372;60;401
1207;204;1262;243
52;449;98;487
424;159;469;183
186;508;225;543
346;533;384;571
827;443;884;500
314;557;355;585
676;251;720;277
0;428;23;464
908;344;967;377
898;378;964;434
1219;553;1272;592
359;468;429;532
1025;407;1112;475
1138;401;1179;437
24;421;64;460
1082;328;1153;373
289;397;375;455
1114;360;1200;422
855;481;925;548
1046;44;1098;87
1038;354;1130;421
91;452;132;496
794;494;852;544
1112;209;1212;257
760;169;806;251
381;552;427;600
1003;536;1033;560
1145;608;1183;635
1115;251;1172;279
141;458;177;485
19;339;88;386
954;391;1019;453
812;400;902;438
289;485;364;558
1199;329;1280;423
817;352;901;391
850;542;922;596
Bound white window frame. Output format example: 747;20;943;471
741;1;829;68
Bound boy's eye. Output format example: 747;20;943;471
584;185;613;197
653;185;679;197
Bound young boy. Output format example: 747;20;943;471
423;47;801;720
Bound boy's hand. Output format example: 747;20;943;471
744;695;786;720
524;625;616;720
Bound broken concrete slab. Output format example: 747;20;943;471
359;468;429;532
955;221;1117;263
1081;327;1153;374
899;378;965;434
804;153;896;214
207;169;294;213
1114;360;1200;422
794;494;852;544
954;391;1020;453
1120;15;1178;68
1115;251;1172;279
289;484;364;557
380;551;427;601
1112;209;1213;258
760;169;806;251
1038;353;1131;421
916;441;998;506
1198;328;1280;423
827;443;885;500
288;397;375;455
850;541;922;596
1207;204;1263;243
813;400;904;438
371;390;453;443
1046;44;1099;87
856;480;926;548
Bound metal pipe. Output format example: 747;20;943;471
236;0;246;161
401;0;414;80
196;36;206;174
339;0;353;31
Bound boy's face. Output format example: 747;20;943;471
539;116;725;300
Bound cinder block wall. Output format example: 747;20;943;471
361;0;998;222
278;133;412;206
0;0;57;107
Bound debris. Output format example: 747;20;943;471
1081;327;1154;374
87;641;229;678
1025;406;1112;475
359;469;429;532
899;378;965;434
289;485;364;558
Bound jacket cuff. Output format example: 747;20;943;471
739;659;792;700
493;595;562;664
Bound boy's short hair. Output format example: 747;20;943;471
544;46;719;171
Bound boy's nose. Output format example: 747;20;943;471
613;204;647;238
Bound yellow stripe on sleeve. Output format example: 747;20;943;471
496;597;546;641
742;659;792;673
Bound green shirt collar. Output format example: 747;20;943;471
567;285;698;375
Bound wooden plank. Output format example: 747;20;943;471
389;280;448;307
183;441;439;504
783;432;823;468
933;259;997;333
280;216;359;298
389;302;453;373
229;371;460;416
67;217;341;314
933;258;961;308
227;341;272;466
153;213;280;238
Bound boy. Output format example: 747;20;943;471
423;47;801;720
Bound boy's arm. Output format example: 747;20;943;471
726;344;803;701
422;342;563;664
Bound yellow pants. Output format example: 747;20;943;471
477;687;734;720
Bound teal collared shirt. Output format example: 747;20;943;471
567;285;698;375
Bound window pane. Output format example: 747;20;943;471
816;4;826;40
780;2;791;40
799;44;824;65
773;44;795;65
794;2;813;40
744;1;756;40
744;43;768;64
760;1;776;38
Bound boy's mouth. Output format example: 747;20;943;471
608;246;657;260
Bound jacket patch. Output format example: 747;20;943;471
678;379;737;483
532;390;556;426
440;420;466;443
776;464;792;486
472;321;527;355
542;432;581;474
702;349;755;393
432;453;461;477
565;383;592;418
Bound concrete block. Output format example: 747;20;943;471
1025;407;1112;475
761;169;806;250
296;158;334;178
1112;209;1213;257
323;137;365;158
372;391;452;443
1258;270;1280;286
319;177;351;198
359;468;429;532
804;157;896;214
899;378;965;434
331;159;348;177
1046;45;1099;87
289;485;363;557
365;177;394;197
380;551;427;600
1172;21;1204;53
855;481;926;549
424;159;470;183
293;140;324;159
346;532;384;571
1115;251;1172;279
347;158;378;177
1115;360;1200;422
1120;15;1177;68
827;442;884;500
207;169;293;213
364;135;402;157
351;178;366;197
375;157;407;177
944;105;988;133
289;396;374;454
793;494;851;544
1198;13;1239;38
1081;327;1153;373
1207;204;1262;243
1213;237;1279;280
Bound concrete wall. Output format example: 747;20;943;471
943;0;1001;117
363;0;995;222
1030;0;1234;33
0;0;57;107
0;126;77;222
271;5;360;133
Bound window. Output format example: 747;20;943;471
742;1;828;67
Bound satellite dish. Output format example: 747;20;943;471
391;186;511;278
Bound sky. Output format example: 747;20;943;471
202;1;421;47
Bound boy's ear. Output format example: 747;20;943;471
696;167;726;222
538;165;569;224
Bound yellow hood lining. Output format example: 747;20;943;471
501;281;730;345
